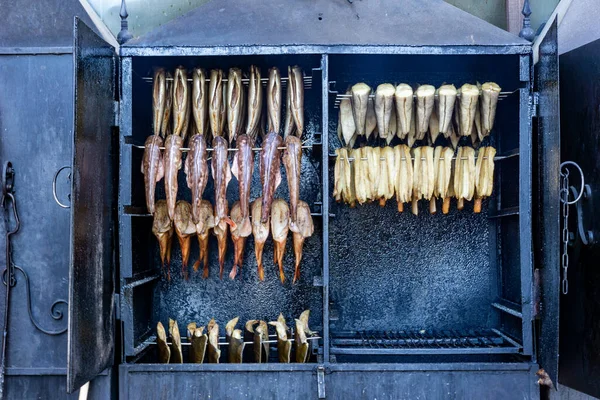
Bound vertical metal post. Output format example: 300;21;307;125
117;0;133;44
320;54;330;363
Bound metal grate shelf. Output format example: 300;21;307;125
331;329;522;355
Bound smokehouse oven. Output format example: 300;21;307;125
64;0;562;398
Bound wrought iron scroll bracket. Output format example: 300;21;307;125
117;0;133;45
2;265;68;336
519;0;535;42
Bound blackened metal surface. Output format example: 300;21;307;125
68;19;116;393
558;37;600;397
0;0;96;49
5;372;113;400
124;0;529;50
534;17;560;389
0;54;73;368
120;364;317;399
326;363;539;400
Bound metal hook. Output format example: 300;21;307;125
52;166;71;209
560;161;585;205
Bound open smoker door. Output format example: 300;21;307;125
67;18;116;393
557;31;600;398
534;17;561;389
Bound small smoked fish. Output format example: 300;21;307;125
251;198;270;281
351;83;371;137
211;136;234;229
292;201;314;284
295;310;315;363
246;65;263;140
269;316;292;363
267;67;282;134
259;132;283;223
192;68;209;137
207;319;221;363
231;134;254;237
172;67;189;137
152;200;173;280
193;199;215;279
289;65;304;136
227;68;243;143
185;135;209;224
271;199;290;284
245;320;269;363
283;75;296;138
168;319;183;363
189;324;207;364
229;201;247;280
283;135;302;232
160;71;173;138
174;201;196;280
209;69;225;138
152;68;166;137
395;83;413;139
141;135;164;214
226;317;245;363
156;322;170;363
164;134;183;220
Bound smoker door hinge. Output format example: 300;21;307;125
532;268;541;319
531;92;539;118
113;100;120;128
317;366;326;399
114;293;121;320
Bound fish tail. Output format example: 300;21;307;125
293;259;301;284
255;241;265;281
397;201;404;213
229;265;238;280
223;216;237;231
276;242;286;284
192;259;201;273
474;197;482;213
429;199;437;214
442;197;451;214
379;198;386;207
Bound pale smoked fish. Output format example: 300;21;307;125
480;82;501;138
246;65;263;140
395;144;413;213
211;136;234;229
353;148;369;205
168;319;183;363
433;146;455;214
411;146;434;216
474;146;496;213
267;67;282;134
189;326;207;363
268;319;292;363
226;317;245;363
295;311;315;363
429;107;440;144
365;97;377;141
384;146;398;205
289;65;304;136
213;205;229;280
339;90;356;147
283;75;296;138
142;135;164;214
459;84;479;137
283;135;302;232
395;84;413;139
245;320;269;363
193;200;215;279
229;202;247;280
156;322;170;363
209;69;225;138
164;134;183;220
185;134;208;224
388;106;397;145
231;134;254;237
152;200;173;280
454;146;476;210
259;133;283;223
375;84;395;141
180;82;192;142
351;83;371;137
438;84;457;135
292;201;314;284
172;67;189;138
160;72;173;138
174;200;196;280
376;147;390;206
251;198;270;281
227;68;243;143
415;85;435;140
271;199;290;284
207;319;221;363
152;68;166;137
365;146;380;201
192;68;209;137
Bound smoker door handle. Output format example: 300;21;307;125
571;185;595;246
52;166;71;209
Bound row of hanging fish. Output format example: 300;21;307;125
152;65;305;145
152;197;314;283
156;311;317;364
338;82;501;149
333;145;496;215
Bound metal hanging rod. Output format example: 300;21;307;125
132;144;315;152
336;152;517;162
142;75;312;89
143;336;321;347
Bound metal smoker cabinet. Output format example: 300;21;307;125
62;1;584;399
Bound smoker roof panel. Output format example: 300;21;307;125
124;0;529;50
